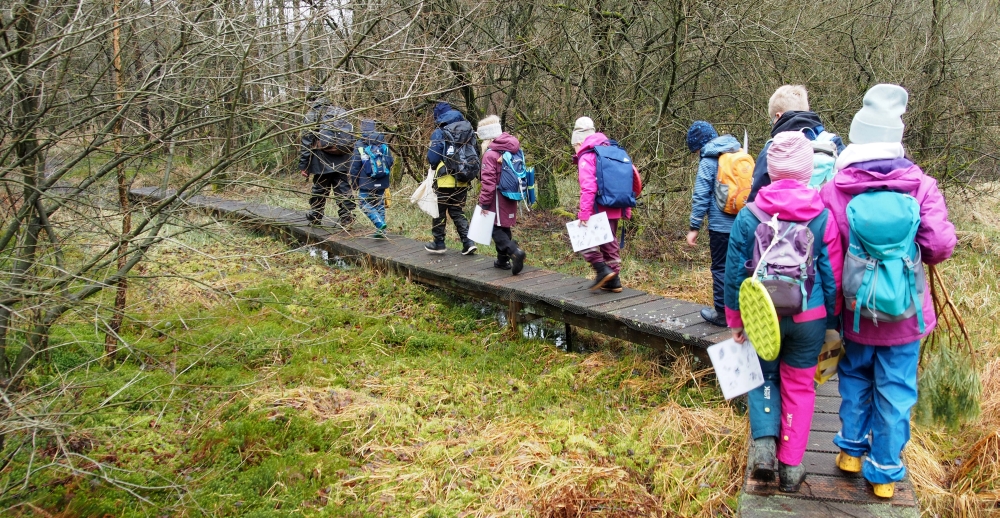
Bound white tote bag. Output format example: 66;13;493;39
409;168;439;219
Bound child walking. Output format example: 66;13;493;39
685;121;742;326
725;131;843;492
349;119;392;238
820;84;956;498
571;117;642;292
476;115;527;274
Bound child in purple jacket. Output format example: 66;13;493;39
820;84;957;499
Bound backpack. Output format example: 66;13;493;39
496;149;536;206
314;105;354;155
715;151;755;214
440;120;481;183
361;143;392;179
591;140;637;208
843;190;926;333
745;202;821;316
808;131;839;189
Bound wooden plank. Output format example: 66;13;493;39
744;474;916;507
738;493;919;517
810;412;840;433
805;431;839;453
814;395;840;414
588;293;664;313
610;299;710;330
801;450;860;478
816;379;839;398
487;269;554;287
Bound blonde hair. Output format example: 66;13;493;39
768;85;810;119
481;140;493;155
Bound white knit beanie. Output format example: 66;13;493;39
849;84;908;145
767;131;814;184
477;115;502;141
571;116;596;146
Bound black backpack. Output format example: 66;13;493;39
440;120;480;183
314;105;354;155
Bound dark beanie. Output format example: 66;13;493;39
686;121;719;152
433;102;452;119
360;119;376;133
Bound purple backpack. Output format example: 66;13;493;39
744;203;817;316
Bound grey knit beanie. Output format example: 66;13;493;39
477;115;502;141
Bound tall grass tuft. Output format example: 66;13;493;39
916;338;981;431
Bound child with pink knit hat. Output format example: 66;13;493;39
724;131;843;492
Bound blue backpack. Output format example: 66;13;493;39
497;149;536;206
590;141;636;208
843;190;926;333
361;143;392;179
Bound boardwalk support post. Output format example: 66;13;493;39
507;300;522;335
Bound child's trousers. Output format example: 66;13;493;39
582;218;620;272
748;317;825;466
833;339;920;484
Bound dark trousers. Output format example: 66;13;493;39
309;172;355;223
431;186;470;244
492;226;519;262
708;230;730;313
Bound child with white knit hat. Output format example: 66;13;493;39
725;130;844;493
820;84;957;499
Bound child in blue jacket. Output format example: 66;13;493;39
349;119;393;238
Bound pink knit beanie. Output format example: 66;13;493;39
767;131;814;183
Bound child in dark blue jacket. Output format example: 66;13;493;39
349;119;393;238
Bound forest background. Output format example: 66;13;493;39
3;0;1000;515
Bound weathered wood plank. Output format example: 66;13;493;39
738;494;919;517
744;474;916;507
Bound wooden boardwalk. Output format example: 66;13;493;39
129;187;920;516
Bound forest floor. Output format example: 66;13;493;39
10;174;1000;516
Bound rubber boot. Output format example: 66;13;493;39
751;436;777;481
779;462;807;492
590;262;617;291
836;451;862;473
601;275;623;293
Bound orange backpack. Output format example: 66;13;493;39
715;151;755;214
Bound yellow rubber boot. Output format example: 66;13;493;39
871;481;895;498
835;451;862;473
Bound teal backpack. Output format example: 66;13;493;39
843;190;926;333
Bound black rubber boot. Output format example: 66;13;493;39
511;249;527;275
589;262;617;291
601;275;623;293
778;462;807;493
751;436;777;481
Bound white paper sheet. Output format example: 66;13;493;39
565;211;614;252
707;338;765;400
468;209;496;245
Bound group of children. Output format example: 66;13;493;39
690;84;956;497
422;102;641;291
303;85;957;499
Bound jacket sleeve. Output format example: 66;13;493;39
577;152;598;221
348;146;362;188
479;150;499;210
724;211;755;328
915;176;957;265
746;141;771;203
632;165;643;197
427;128;445;168
817;210;844;330
689;156;716;231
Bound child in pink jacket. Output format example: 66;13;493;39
571;117;642;292
820;84;956;499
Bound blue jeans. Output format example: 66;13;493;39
358;190;386;229
833;339;920;484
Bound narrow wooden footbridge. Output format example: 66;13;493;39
129;187;920;517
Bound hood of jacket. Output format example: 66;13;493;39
833;158;923;196
576;132;610;157
487;132;520;153
700;134;741;158
358;131;387;146
436;109;466;126
755;179;826;222
771;110;824;137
